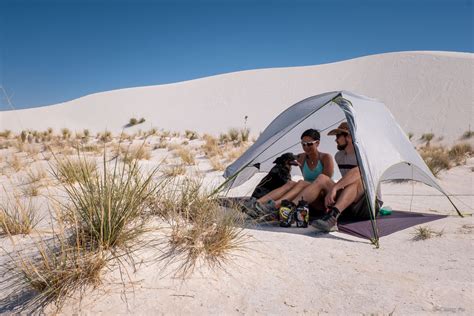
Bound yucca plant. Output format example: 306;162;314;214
0;193;39;235
51;150;163;251
154;178;246;276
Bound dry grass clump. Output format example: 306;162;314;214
176;147;196;165
419;146;450;177
7;154;24;172
461;130;474;140
184;130;199;140
0;194;39;235
420;133;435;146
201;134;222;158
419;143;473;176
0;129;12;138
154;178;246;276
54;157;97;185
412;225;444;241
209;157;225;171
4;229;107;312
116;144;152;164
448;143;472;165
162;164;187;177
98;131;112;143
52;153;162;251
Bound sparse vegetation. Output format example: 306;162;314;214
184;130;199;140
162;164;187;177
407;132;414;140
412;226;444;241
420;133;435;146
176;147;196;165
154;178;246;276
129;118;138;126
461;130;474;140
0;194;39;235
419;146;450;177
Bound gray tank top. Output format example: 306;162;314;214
335;151;358;177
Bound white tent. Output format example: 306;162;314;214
223;91;460;243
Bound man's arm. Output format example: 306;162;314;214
324;167;361;207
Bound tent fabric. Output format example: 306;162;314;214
338;211;447;240
223;91;457;242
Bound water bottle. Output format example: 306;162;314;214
295;198;309;228
379;206;392;216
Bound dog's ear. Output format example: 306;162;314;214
273;156;284;165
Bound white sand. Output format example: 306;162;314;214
0;51;473;314
1;51;473;144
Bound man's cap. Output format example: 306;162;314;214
327;122;350;136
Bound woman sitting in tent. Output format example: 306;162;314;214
254;129;334;212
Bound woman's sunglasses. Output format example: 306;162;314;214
301;141;318;147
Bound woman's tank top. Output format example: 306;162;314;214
302;159;323;182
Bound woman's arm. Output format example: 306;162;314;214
321;152;334;178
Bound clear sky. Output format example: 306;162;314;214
0;0;472;110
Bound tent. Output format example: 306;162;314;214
222;91;461;245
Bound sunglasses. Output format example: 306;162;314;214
301;141;318;147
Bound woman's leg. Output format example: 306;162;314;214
292;174;335;206
274;180;311;208
257;181;297;204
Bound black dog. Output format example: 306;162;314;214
251;152;299;199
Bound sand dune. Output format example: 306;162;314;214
1;51;472;143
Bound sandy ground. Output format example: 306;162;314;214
0;134;472;315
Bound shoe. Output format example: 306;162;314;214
241;197;259;218
311;207;340;232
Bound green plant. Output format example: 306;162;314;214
129;118;138;126
138;117;146;124
227;128;239;142
461;130;474;140
51;151;162;251
240;127;250;142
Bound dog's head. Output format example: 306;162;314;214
273;153;299;167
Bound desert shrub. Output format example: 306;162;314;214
176;147;196;165
54;157;97;185
448;143;472;165
98;131;112;143
138;117;146;124
0;194;39;235
7;155;24;172
201;134;222;158
153;178;246;276
461;130;474;140
209;157;225;171
412;225;443;241
407;132;414;140
227;128;240;142
129;118;138;126
61;128;71;140
419;146;450;177
420;133;435;146
240;128;250;142
0;129;11;138
162;164;187;177
119;144;152;164
184;130;199;140
5;230;107;312
51;152;162;251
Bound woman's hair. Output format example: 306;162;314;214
301;129;320;141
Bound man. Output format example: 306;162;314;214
290;122;373;232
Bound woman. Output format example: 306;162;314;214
257;129;334;209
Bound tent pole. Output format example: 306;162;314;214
337;96;380;247
446;195;464;217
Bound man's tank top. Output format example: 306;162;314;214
302;159;323;182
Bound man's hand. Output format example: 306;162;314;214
325;186;338;208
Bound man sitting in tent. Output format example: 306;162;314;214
291;122;372;232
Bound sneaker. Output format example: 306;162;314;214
241;197;259;218
311;207;340;232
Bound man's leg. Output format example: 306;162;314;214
333;180;364;213
312;179;364;232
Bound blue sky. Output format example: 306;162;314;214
0;0;472;110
